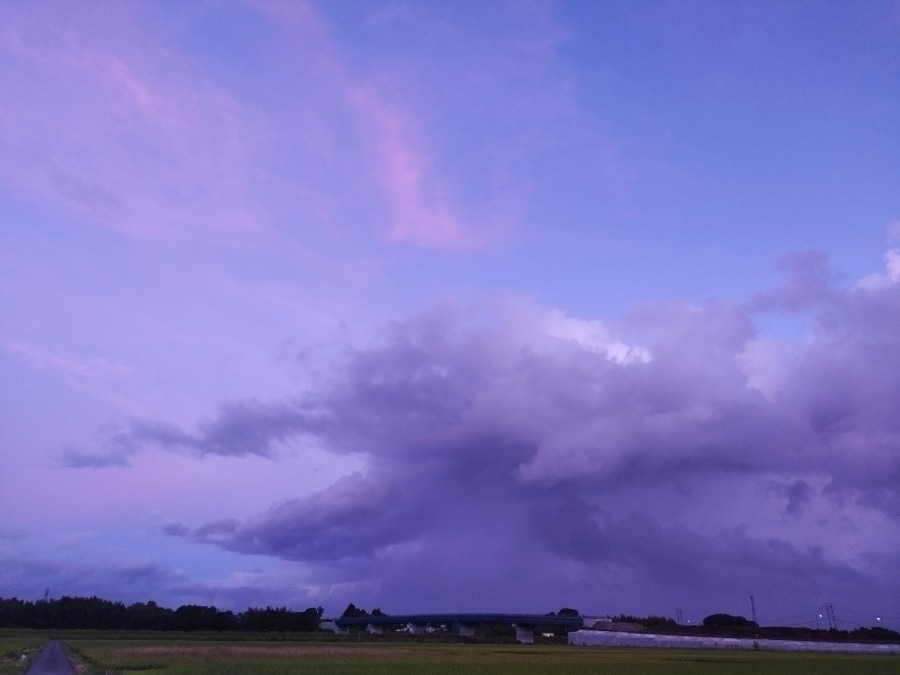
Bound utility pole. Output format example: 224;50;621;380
824;603;836;630
676;608;684;625
750;595;758;625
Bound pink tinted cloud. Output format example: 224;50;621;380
0;3;269;243
248;0;321;33
240;0;478;250
340;3;617;251
350;84;478;250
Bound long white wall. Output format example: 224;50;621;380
568;630;900;655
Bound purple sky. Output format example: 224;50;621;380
2;1;899;629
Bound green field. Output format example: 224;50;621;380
3;631;898;675
0;632;46;675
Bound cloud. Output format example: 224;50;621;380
177;473;425;561
61;448;133;469
130;403;315;459
0;1;270;243
0;0;613;258
342;2;605;250
5;340;132;380
769;479;813;518
888;218;900;241
857;249;900;290
350;85;477;250
61;403;318;466
91;257;900;505
162;523;190;538
59;424;141;468
0;555;190;605
0;553;325;612
750;250;838;312
70;253;900;616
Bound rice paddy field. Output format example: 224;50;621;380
3;631;899;675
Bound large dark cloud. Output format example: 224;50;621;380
89;253;900;618
194;473;427;561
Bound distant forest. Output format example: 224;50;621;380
0;596;323;631
0;597;579;632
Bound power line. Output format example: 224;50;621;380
766;613;819;626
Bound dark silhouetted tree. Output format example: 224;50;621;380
341;603;369;618
703;613;756;628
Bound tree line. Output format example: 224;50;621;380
0;596;324;632
4;597;894;642
610;612;899;642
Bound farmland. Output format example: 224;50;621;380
3;631;899;675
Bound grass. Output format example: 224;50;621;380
4;631;898;674
0;631;46;675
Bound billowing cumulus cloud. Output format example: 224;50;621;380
72;252;898;617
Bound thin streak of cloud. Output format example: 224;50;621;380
5;340;132;379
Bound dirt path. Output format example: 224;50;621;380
25;641;74;675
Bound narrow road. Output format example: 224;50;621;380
25;641;74;675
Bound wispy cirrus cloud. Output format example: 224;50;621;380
0;2;270;243
1;0;606;255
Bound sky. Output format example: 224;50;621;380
1;0;899;630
